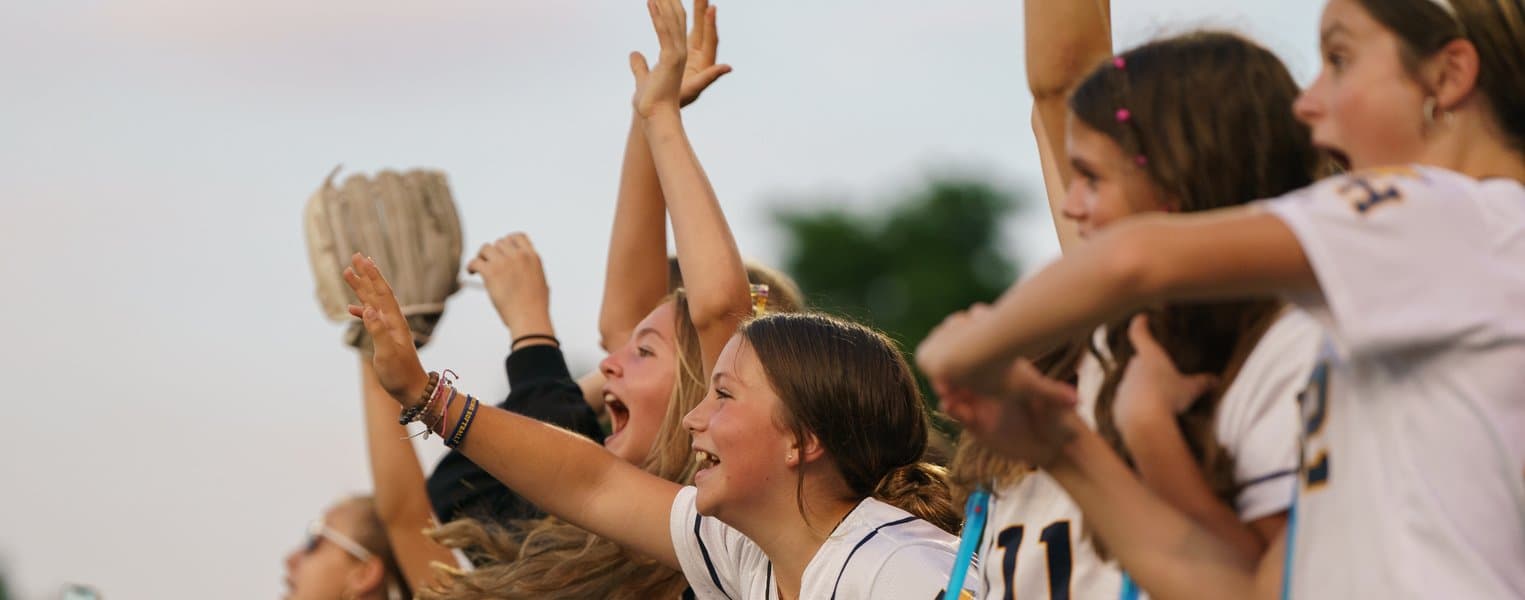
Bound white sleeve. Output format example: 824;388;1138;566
1262;169;1480;358
1216;310;1320;522
866;544;978;599
669;486;745;599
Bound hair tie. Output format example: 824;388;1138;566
1134;155;1149;167
749;284;770;316
1115;108;1131;123
1112;56;1127;69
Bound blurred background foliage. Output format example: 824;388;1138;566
773;175;1032;413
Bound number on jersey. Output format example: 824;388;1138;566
1299;363;1331;488
994;521;1072;600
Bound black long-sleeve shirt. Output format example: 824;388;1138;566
426;344;604;525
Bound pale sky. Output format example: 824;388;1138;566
0;1;1322;597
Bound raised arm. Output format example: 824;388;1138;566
917;208;1316;396
1026;0;1111;253
599;0;732;352
346;253;684;568
358;360;457;592
631;0;751;374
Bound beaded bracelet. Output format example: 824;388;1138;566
398;371;441;425
444;395;480;449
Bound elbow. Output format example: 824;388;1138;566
688;281;753;333
1027;51;1105;103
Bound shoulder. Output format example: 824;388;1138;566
1264;166;1480;222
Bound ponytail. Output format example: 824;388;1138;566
872;462;961;535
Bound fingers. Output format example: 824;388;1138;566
629;51;650;80
1183;373;1221;398
689;64;732;91
652;0;687;56
687;0;709;51
705;5;719;56
1012;358;1079;408
1127;313;1165;357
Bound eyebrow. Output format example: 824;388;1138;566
634;327;665;342
1320;23;1351;46
710;371;745;388
1070;156;1098;179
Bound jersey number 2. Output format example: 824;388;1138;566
996;521;1072;600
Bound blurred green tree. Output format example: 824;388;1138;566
773;175;1030;409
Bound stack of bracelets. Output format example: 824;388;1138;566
399;369;480;449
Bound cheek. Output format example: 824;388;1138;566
1329;75;1425;165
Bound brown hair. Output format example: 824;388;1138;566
336;496;414;600
739;312;961;534
1357;0;1525;151
1067;32;1317;512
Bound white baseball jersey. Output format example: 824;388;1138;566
1264;166;1525;599
975;347;1122;600
669;486;979;599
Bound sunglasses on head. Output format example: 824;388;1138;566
304;519;373;562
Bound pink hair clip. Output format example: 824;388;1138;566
1112;56;1127;69
1115;108;1132;123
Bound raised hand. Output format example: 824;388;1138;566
466;233;554;343
629;0;690;118
344;253;430;405
1113;314;1218;428
935;359;1080;468
678;0;730;107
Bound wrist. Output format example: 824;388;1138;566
507;315;555;342
640;107;683;132
1116;402;1176;444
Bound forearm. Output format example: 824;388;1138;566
1024;0;1109;254
359;362;455;590
1033;110;1080;253
1047;422;1260;599
439;390;682;567
924;213;1310;383
925;230;1152;381
600;113;673;351
1121;412;1267;562
641;109;751;363
1024;0;1111;101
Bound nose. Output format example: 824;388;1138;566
599;353;621;379
682;392;715;433
284;547;302;578
1061;180;1088;224
1292;79;1323;128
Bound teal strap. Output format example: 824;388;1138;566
944;488;991;600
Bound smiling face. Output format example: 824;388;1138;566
1293;0;1433;170
682;335;796;520
599;301;680;465
1062;115;1173;238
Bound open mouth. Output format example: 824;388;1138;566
694;448;721;470
605;392;630;440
